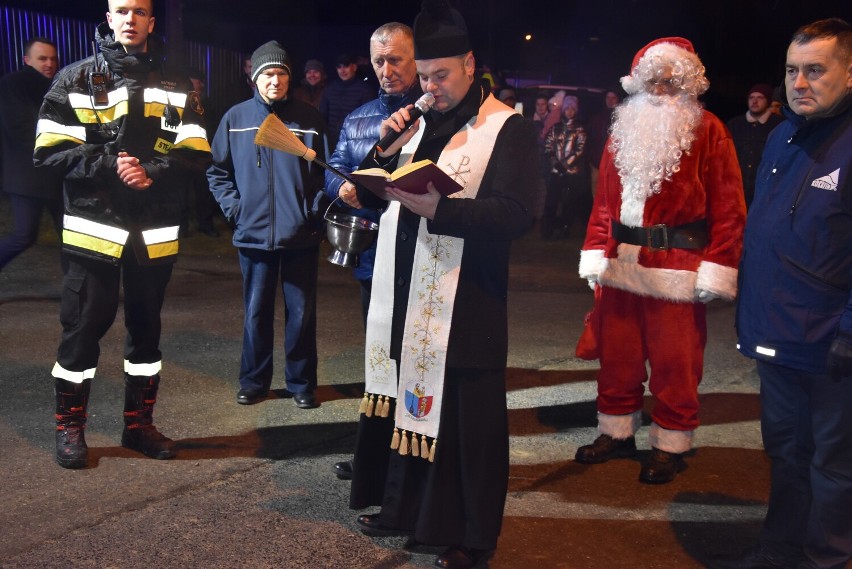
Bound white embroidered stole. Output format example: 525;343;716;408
363;94;514;459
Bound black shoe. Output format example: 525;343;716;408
355;513;411;537
575;434;637;464
434;546;492;569
121;425;176;460
236;388;267;405
638;447;685;484
293;391;319;409
334;460;353;479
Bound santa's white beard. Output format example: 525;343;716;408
609;92;703;207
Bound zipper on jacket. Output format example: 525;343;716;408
268;151;275;250
788;179;808;218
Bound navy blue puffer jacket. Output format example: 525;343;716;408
324;83;422;280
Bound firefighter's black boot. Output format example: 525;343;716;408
54;377;90;469
121;374;176;459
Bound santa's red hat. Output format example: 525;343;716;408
621;36;707;96
630;37;695;73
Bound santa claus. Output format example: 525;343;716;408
575;37;746;484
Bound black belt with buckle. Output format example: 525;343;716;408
611;219;708;250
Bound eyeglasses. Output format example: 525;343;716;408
647;78;676;87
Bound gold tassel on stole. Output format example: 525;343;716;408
388;429;436;462
399;430;410;455
358;393;369;415
380;396;390;418
365;394;375;417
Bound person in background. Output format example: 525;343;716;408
531;93;550;135
291;59;327;109
324;21;422;481
726;83;785;208
34;0;211;469
542;95;589;239
498;87;516;109
727;18;852;569
240;57;254;97
346;1;537;567
221;56;254;112
320;53;374;148
185;66;222;237
528;93;551;226
576;37;745;484
0;37;63;272
539;89;564;138
207;40;327;410
769;85;785;116
586;88;621;196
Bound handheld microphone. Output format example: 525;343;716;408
376;93;435;153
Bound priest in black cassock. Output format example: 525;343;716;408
340;1;537;568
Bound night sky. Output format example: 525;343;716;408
7;0;851;118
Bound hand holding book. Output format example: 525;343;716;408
350;160;463;198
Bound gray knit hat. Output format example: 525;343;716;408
250;40;291;82
304;59;325;74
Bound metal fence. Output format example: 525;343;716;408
1;6;93;73
0;4;247;129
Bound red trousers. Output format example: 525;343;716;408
596;286;707;431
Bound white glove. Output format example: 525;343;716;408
695;289;720;303
587;276;598;291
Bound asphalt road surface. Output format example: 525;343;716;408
0;208;782;568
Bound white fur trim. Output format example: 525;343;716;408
620;74;639;96
621;42;707;97
648;422;693;454
579;249;605;280
695;260;738;301
598;411;642;439
598;244;697;302
621;43;693;95
619;192;647;227
642;43;697;69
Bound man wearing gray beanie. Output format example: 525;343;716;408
208;39;328;411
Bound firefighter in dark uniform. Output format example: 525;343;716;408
34;0;211;469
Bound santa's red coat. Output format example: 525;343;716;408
580;111;746;302
577;110;746;442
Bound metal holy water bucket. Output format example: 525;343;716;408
324;199;379;268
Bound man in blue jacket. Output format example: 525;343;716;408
208;40;328;409
324;22;422;480
732;18;852;569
